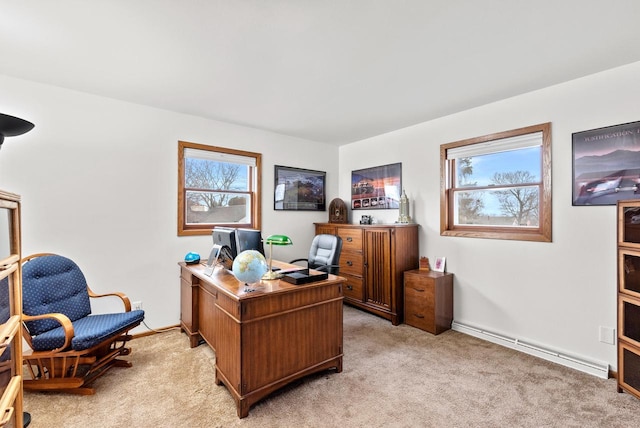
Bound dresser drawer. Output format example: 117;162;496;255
339;252;363;276
337;228;363;252
404;284;435;309
404;290;435;332
342;274;363;301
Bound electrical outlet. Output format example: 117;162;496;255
132;301;143;311
599;326;615;345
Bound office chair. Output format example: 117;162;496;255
290;234;343;275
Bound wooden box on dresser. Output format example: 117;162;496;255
617;199;640;400
404;269;454;335
315;223;419;325
0;190;24;427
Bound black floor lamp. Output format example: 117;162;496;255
0;112;34;428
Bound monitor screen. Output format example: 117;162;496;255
235;228;265;256
212;227;237;268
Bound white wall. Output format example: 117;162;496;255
0;75;339;332
339;61;640;370
2;61;638;371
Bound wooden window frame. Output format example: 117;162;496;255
178;141;262;236
440;123;552;242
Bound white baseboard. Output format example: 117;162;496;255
451;321;609;379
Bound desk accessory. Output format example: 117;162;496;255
281;269;328;285
262;234;293;280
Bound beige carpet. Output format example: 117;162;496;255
23;305;640;427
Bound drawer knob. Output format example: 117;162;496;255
346;261;353;266
347;237;353;242
346;285;353;291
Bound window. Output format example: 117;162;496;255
440;123;551;242
178;141;261;236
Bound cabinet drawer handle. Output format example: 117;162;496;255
413;288;425;292
413;314;425;319
347;237;353;242
346;261;353;266
346;285;353;291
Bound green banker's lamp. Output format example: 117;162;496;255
262;234;293;280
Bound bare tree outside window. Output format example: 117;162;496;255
491;171;539;227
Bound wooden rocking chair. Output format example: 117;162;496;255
20;253;145;395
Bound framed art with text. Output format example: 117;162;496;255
351;162;402;210
573;120;640;206
274;165;326;211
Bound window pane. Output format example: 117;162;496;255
455;146;541;188
185;158;249;191
453;186;540;227
185;191;250;225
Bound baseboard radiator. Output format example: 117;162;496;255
451;321;609;379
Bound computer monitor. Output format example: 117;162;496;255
212;227;238;268
235;228;265;256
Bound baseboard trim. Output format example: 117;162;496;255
451;321;610;379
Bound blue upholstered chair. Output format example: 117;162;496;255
20;253;145;395
289;234;343;275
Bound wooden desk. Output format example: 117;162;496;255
179;261;344;418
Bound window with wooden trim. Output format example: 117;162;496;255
440;123;551;242
178;141;261;236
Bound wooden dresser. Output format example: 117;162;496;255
315;223;419;325
404;269;453;334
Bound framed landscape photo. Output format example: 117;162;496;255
573;120;640;206
274;165;326;211
351;162;402;210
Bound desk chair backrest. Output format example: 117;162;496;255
307;234;343;275
22;254;92;336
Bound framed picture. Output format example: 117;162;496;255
274;165;326;211
433;257;446;273
573;120;640;206
351;162;402;210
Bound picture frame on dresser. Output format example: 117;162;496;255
433;257;446;272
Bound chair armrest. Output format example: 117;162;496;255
289;258;309;265
22;313;74;352
87;286;132;311
314;264;339;273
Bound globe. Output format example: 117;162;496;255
232;250;268;284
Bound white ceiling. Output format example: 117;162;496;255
1;1;640;145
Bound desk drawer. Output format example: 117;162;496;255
337;228;363;252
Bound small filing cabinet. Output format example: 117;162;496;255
403;269;453;335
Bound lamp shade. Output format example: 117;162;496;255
0;113;35;147
265;234;293;246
